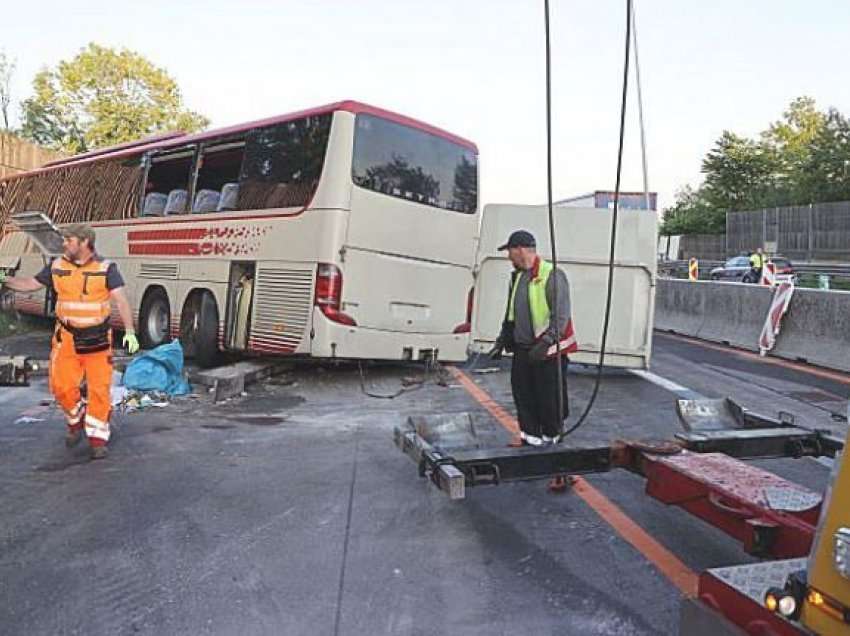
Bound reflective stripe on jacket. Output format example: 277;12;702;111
51;256;112;328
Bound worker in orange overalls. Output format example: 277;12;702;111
0;224;139;459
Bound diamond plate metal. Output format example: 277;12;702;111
709;558;807;603
656;451;821;512
764;486;822;512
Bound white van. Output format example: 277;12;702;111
471;204;657;369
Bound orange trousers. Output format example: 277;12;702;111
48;326;113;447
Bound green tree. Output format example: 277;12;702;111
762;96;826;201
661;96;850;235
701;131;779;211
20;43;208;153
798;108;850;204
660;185;723;235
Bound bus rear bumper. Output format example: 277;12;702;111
311;311;469;362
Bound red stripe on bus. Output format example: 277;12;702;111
128;243;200;256
127;228;208;241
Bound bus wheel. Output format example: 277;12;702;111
139;288;171;349
181;291;220;368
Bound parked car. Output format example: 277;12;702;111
710;256;753;282
709;255;796;283
771;256;797;283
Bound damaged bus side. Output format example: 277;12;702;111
0;101;479;365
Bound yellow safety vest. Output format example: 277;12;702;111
507;258;577;357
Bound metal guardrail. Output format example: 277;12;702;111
658;260;850;282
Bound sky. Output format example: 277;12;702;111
5;0;850;211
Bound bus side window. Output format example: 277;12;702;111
144;149;194;216
238;115;332;210
194;142;245;214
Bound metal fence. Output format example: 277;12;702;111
727;202;850;262
678;234;726;261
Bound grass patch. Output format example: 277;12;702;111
795;275;850;291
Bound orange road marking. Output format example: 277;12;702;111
657;332;850;387
448;366;699;597
448;367;519;434
571;478;699;597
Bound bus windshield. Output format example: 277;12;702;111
351;114;477;214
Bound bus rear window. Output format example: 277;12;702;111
352;114;477;214
238;114;333;210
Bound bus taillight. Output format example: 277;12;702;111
315;263;357;327
453;287;474;334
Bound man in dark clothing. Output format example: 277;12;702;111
490;230;577;454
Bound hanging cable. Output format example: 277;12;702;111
357;358;447;400
631;1;651;212
555;0;633;442
543;0;565;430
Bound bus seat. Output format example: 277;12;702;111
192;189;220;213
142;192;168;216
218;183;240;211
165;189;188;215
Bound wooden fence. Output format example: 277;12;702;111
0;132;64;180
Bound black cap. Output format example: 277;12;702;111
498;230;536;251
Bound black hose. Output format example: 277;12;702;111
556;0;632;442
543;0;566;430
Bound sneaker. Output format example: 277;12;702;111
524;434;544;447
90;446;108;460
65;427;83;448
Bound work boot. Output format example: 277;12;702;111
90;445;108;460
65;426;83;448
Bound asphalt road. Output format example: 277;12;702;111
0;329;846;635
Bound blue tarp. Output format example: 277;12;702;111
122;340;191;396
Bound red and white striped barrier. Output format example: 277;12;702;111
688;257;699;281
758;281;794;356
761;260;776;286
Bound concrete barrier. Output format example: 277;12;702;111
695;282;773;351
654;279;708;338
771;287;850;373
655;279;850;372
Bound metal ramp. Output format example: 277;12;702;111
394;397;842;558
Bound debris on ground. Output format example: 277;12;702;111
123;341;191;396
14;416;46;424
117;390;172;414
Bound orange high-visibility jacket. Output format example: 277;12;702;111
50;256;113;328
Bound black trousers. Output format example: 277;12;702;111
510;347;569;438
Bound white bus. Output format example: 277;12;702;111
0;101;479;365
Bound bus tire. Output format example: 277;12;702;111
181;290;220;368
138;287;171;349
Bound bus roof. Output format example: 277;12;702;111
6;101;478;181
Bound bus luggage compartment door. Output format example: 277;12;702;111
225;262;255;351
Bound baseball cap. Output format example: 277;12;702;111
498;230;536;251
61;223;96;244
